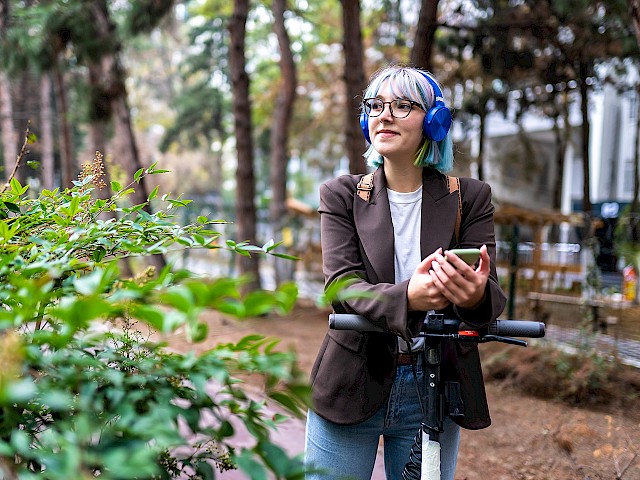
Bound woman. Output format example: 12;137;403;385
304;65;507;480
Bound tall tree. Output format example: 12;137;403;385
631;0;640;46
340;0;366;174
270;0;297;285
626;0;640;213
0;0;17;175
39;73;55;190
84;1;150;207
49;40;75;188
410;0;440;70
229;0;261;289
633;82;640;213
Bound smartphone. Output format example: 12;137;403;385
445;248;481;266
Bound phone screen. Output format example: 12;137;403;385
446;248;481;266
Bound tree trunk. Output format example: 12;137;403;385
551;113;567;211
229;0;261;290
0;0;18;180
410;0;440;70
0;72;17;179
87;0;165;272
477;110;486;182
87;2;150;206
632;83;640;213
579;61;592;214
340;0;367;175
52;63;75;188
270;0;297;285
631;0;640;46
39;73;55;190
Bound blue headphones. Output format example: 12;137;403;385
359;71;452;144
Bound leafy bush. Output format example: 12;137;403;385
0;150;308;479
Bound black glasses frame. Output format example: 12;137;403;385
362;98;424;119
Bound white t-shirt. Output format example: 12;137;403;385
387;187;425;353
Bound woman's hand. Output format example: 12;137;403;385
407;248;452;311
429;245;490;309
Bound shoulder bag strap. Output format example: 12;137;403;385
356;172;375;202
447;175;462;244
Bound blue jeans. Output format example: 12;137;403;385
305;362;461;480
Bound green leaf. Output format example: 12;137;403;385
218;420;235;438
1;378;37;403
268;391;305;418
258;441;294;476
186;321;208;343
235;450;267;480
130;305;166;330
9;177;28;195
111;181;122;192
195;461;215;480
73;269;106;295
10;430;31;454
4;202;20;213
235;334;267;350
0;440;13;456
160;286;194;313
134;168;144;182
271;252;300;261
148;185;159;201
92;246;107;262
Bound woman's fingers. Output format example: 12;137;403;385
431;246;489;308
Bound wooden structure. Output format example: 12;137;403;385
494;205;585;293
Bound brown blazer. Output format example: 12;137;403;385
310;166;507;430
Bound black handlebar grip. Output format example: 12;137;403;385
328;313;384;332
488;320;545;338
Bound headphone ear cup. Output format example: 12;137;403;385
360;111;371;144
423;105;452;142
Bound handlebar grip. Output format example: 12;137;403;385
488;320;545;338
328;313;384;332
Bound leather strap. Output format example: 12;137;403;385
447;175;462;245
356;172;374;202
357;171;462;244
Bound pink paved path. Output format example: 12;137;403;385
216;404;386;479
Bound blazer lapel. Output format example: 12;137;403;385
354;168;460;284
421;169;460;258
353;168;395;284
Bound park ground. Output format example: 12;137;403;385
167;302;640;480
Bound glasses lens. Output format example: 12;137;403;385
392;100;413;118
364;99;384;117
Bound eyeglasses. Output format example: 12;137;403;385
362;98;423;119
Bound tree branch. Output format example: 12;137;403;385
2;123;32;193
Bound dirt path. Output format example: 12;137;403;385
168;303;640;480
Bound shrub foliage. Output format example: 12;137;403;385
0;149;308;479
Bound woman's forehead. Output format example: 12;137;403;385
373;77;420;101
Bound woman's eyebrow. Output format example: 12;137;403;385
373;94;411;100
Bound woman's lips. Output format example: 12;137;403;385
376;129;398;137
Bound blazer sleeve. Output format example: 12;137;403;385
319;178;423;342
451;179;506;328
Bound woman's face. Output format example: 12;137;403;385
368;82;426;163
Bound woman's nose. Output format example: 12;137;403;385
378;103;394;122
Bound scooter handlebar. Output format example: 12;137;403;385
329;313;545;338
